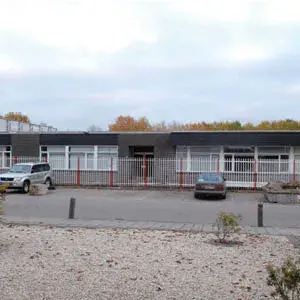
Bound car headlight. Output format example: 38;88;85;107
14;178;22;182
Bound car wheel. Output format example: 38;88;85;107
22;181;30;194
45;178;52;188
194;193;198;199
220;194;226;200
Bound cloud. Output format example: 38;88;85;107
0;0;157;54
0;0;300;130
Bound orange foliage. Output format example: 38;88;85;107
108;115;152;131
3;112;30;123
108;115;300;131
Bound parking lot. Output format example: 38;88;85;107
2;188;300;228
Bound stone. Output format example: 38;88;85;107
29;184;49;196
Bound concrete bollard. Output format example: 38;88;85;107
257;202;263;227
68;197;76;219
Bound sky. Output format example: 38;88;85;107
1;0;300;130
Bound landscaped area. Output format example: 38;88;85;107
0;224;299;300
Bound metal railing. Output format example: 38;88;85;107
0;117;57;133
0;156;299;190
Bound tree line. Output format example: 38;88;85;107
107;115;300;131
4;112;300;131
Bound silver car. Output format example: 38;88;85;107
194;173;227;199
0;162;53;193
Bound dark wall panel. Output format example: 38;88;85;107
0;134;11;145
118;133;175;157
170;132;300;146
11;134;40;156
40;133;119;145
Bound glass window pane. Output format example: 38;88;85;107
70;146;94;152
97;154;118;170
87;153;94;169
49;153;65;169
98;146;118;154
69;153;85;169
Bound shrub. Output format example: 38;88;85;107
267;256;300;300
213;212;242;243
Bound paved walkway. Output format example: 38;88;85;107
1;216;300;237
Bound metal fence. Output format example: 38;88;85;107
1;156;299;190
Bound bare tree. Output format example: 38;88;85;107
87;125;103;132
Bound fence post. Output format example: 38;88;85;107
68;197;76;219
110;157;114;189
77;157;80;186
143;156;148;188
13;156;18;164
217;157;220;173
293;159;296;181
253;159;257;190
180;158;183;191
257;202;263;227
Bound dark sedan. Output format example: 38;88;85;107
194;173;227;199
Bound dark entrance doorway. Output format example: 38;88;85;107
129;146;154;178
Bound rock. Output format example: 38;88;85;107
29;184;49;196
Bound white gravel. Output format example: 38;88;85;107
0;225;298;300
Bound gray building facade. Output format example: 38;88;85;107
1;131;300;188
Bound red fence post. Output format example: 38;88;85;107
253;159;257;190
293;159;296;181
110;157;114;189
13;156;17;164
143;156;148;188
77;157;81;186
180;158;183;191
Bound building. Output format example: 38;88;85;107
1;130;300;188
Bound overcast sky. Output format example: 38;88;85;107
1;0;300;130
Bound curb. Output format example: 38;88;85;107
1;216;300;237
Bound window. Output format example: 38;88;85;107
0;145;11;168
258;155;289;173
98;146;118;171
224;155;254;172
40;145;118;171
176;146;220;172
40;146;65;169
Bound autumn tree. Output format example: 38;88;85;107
109;116;300;131
109;115;152;131
3;112;31;123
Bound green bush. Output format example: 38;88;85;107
267;256;300;300
213;212;242;243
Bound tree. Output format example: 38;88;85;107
108;115;300;131
109;115;152;131
3;112;30;123
87;125;103;132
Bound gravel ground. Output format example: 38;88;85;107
0;225;298;300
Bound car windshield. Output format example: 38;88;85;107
197;173;222;183
8;164;32;174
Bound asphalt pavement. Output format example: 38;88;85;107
3;188;300;228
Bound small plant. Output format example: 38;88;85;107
213;212;242;243
266;256;300;300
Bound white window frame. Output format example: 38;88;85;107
40;145;118;171
0;145;12;169
97;145;118;171
258;153;290;173
224;153;255;173
176;146;220;172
